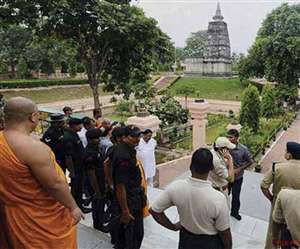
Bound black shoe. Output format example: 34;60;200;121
80;206;92;214
82;197;92;207
231;213;242;221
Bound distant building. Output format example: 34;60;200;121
185;3;232;77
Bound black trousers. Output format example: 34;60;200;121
229;177;243;215
70;175;83;207
92;196;105;231
114;216;144;249
179;227;223;249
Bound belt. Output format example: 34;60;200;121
213;185;228;191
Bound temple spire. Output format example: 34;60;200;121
213;2;224;21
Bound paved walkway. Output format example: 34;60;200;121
260;112;300;173
39;96;241;114
78;171;268;249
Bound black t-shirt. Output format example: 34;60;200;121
62;128;84;174
111;142;142;192
41;126;65;164
82;144;105;194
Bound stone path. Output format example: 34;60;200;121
260;112;300;173
38;96;241;115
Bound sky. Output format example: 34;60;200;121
133;0;299;54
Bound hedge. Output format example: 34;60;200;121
0;79;88;89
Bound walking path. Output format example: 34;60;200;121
260;112;300;173
78;172;268;249
39;96;241;114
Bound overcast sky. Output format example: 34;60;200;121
133;0;298;54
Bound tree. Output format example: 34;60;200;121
42;1;172;109
231;52;245;72
239;3;300;90
183;30;208;58
175;87;195;109
261;84;276;119
0;1;172;110
25;38;78;75
0;25;32;77
17;57;30;78
239;85;261;132
145;95;189;127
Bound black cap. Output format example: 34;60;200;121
63;106;73;113
124;126;141;137
69;117;83;126
46;113;66;122
287;142;300;159
86;128;102;139
112;127;125;138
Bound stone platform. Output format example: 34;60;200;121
78;171;269;249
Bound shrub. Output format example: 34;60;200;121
0;79;87;88
239;85;260;132
261;84;276;118
115;100;134;116
17;58;31;79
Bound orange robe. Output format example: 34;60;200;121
137;160;150;217
0;132;77;249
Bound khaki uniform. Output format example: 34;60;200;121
273;189;300;245
260;160;300;249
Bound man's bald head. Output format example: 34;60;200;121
4;97;38;123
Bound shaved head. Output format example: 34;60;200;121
4;97;38;123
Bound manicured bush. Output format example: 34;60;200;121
0;79;87;89
239;85;261;132
261;84;277;118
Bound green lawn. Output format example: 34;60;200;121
173;115;232;150
106;114;129;123
206;122;228;145
168;77;246;101
2;85;109;104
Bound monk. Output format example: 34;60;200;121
0;97;83;249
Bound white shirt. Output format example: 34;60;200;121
151;177;230;235
208;149;229;188
77;127;87;148
136;138;157;179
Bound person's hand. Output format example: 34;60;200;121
220;149;233;161
235;167;243;176
70;207;85;225
120;210;134;225
173;222;181;231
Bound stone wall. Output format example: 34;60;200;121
154;155;192;188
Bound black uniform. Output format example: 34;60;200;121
82;144;106;230
63;127;84;207
41;126;66;172
111;141;146;249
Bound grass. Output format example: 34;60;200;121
168;77;246;101
106;114;129;123
173;114;232;150
2;85;109;104
206;122;228;145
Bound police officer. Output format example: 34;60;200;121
111;125;146;249
41;113;66;172
63;117;90;213
261;142;300;249
82;128;106;230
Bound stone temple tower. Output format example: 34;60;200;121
204;3;231;60
184;3;232;77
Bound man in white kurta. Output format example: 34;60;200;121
137;129;157;187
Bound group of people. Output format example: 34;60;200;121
0;96;299;249
150;129;252;249
0;97;157;249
